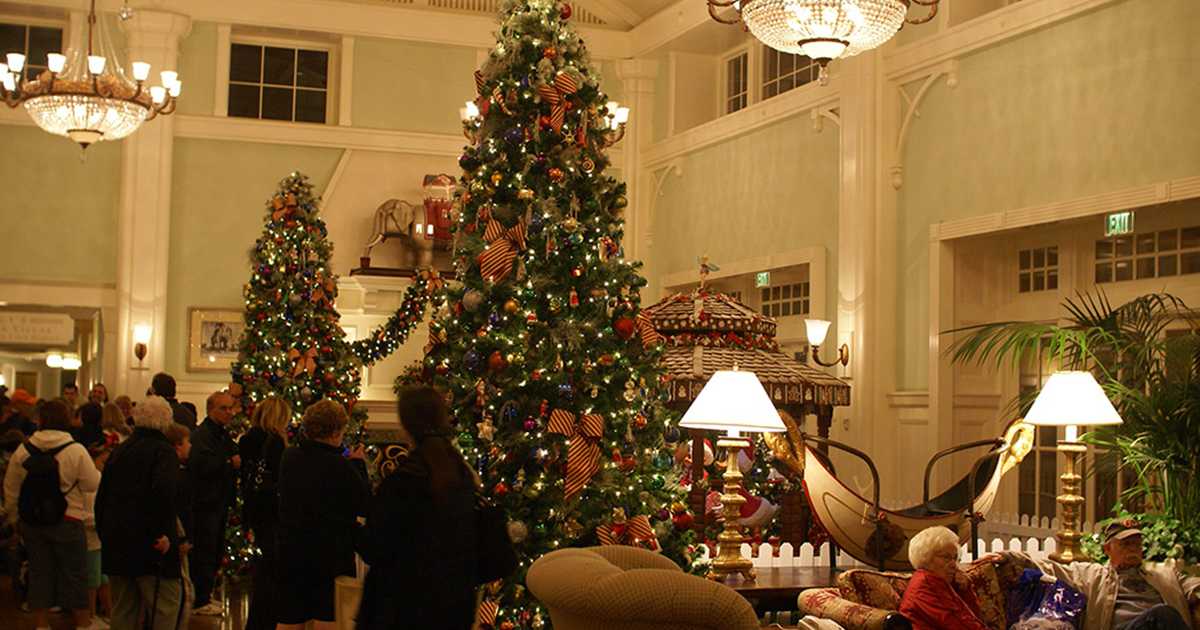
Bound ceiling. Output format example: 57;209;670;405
606;0;679;21
339;0;682;30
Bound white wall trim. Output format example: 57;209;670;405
641;80;839;168
887;390;930;408
883;0;1121;83
0;280;117;308
213;24;231;117
339;35;355;127
174;114;465;156
930;175;1200;242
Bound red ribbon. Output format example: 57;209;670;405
596;514;660;551
477;219;527;283
536;73;580;133
547;408;604;500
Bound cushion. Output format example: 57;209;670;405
836;570;912;611
954;560;1006;630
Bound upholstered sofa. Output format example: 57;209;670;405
797;555;1200;630
527;546;768;630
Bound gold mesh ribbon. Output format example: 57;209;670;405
547;409;604;500
288;347;317;377
270;193;298;221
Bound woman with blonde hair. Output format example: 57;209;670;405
239;396;292;630
101;402;132;443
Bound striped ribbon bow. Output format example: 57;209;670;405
270;193;298;221
547;408;604;500
536;73;580;133
636;312;662;349
475;596;499;627
288;347;317;377
596;514;660;551
477;219;527;283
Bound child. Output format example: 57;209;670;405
165;423;196;629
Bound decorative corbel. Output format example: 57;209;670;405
653;159;683;197
811;106;841;133
891;59;958;190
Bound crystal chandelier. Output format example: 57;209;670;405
708;0;940;82
0;0;181;149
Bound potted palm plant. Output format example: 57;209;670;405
946;292;1200;563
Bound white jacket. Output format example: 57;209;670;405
3;430;101;524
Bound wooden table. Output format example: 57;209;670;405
724;566;839;616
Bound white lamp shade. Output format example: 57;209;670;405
45;353;63;368
47;53;66;73
150;85;166;104
133;323;153;345
679;370;785;433
805;319;832;346
6;52;25;72
62;355;82;370
131;61;151;81
87;55;106;74
1025;371;1122;426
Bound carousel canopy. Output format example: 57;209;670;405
643;290;850;408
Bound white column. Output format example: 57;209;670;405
114;10;191;396
615;59;658;298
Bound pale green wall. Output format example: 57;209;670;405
352;37;477;133
896;0;1200;389
0;127;121;285
597;59;624;103
651;113;840;314
652;53;670;142
165;139;343;381
176;21;217;116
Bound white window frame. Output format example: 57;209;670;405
225;32;339;125
759;43;820;102
718;44;751;116
1017;245;1060;294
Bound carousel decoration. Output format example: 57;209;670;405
360;174;457;273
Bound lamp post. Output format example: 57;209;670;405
679;367;786;582
1024;371;1123;563
805;319;849;368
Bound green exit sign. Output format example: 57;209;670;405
1106;211;1135;237
755;272;771;288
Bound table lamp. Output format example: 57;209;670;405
680;367;786;581
1024;370;1122;563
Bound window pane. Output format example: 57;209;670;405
1136;257;1156;279
1183;227;1200;249
1038;450;1058;518
800;299;810;314
772;286;781;301
1095;451;1120;521
780;52;794;76
1033;271;1045;291
781;302;792;317
1033;248;1045;268
1182;252;1200;275
1019;250;1031;270
227;83;260;118
263;46;295;86
779;73;794;93
1095;239;1113;260
801;283;810;297
1115;260;1133;282
1095;263;1113;284
764;83;778;99
765;48;777;80
295;89;326;123
27;27;60;66
1114;237;1133;258
297;49;328;88
1136;233;1156;255
0;24;24;56
1019;273;1030;293
1159;254;1178;277
1047;269;1058;290
230;44;262;83
261;86;293;120
1159;230;1178;251
1047;247;1058;267
1018;457;1036;517
761;288;770;302
1038;426;1056;447
761;305;769;316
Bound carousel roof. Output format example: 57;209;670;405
643;289;850;408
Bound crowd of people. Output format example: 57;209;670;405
0;374;480;630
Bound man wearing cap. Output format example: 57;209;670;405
1;389;38;436
1001;519;1199;629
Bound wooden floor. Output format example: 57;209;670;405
0;576;249;630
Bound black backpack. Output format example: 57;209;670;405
18;442;76;527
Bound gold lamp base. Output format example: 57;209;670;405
708;434;756;582
1050;441;1089;564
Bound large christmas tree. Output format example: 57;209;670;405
425;1;694;626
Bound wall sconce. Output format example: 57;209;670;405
805;319;849;368
61;354;82;371
599;100;630;148
132;324;152;370
46;352;64;368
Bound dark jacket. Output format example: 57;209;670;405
167;398;197;430
176;461;194;544
355;438;478;630
276;440;369;581
95;427;182;578
240;429;285;532
190;417;237;511
0;413;36;437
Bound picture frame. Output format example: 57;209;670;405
187;308;245;372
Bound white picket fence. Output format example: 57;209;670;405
694;535;1064;570
980;512;1104;543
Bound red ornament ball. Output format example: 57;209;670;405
493;482;509;496
543;46;557;60
619;456;637;473
488;351;508;372
613;317;636;339
672;512;694;531
561;3;572;19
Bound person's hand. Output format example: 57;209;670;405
153;536;170;554
348;445;366;461
230;454;241;470
178;542;193;556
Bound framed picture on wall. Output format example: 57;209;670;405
187;308;245;372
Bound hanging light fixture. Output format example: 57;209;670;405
707;0;939;82
0;0;180;149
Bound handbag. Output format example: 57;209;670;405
475;490;518;584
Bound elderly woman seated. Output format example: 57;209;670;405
898;526;991;630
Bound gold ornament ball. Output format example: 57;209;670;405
491;172;503;186
562;217;579;232
504;299;519;313
518;188;535;200
543;46;557;60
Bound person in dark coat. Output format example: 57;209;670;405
276;399;368;630
151;372;197;430
95;396;186;630
356;387;478;630
240;396;290;630
189;390;240;615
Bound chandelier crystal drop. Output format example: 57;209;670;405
709;0;939;81
0;0;180;149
